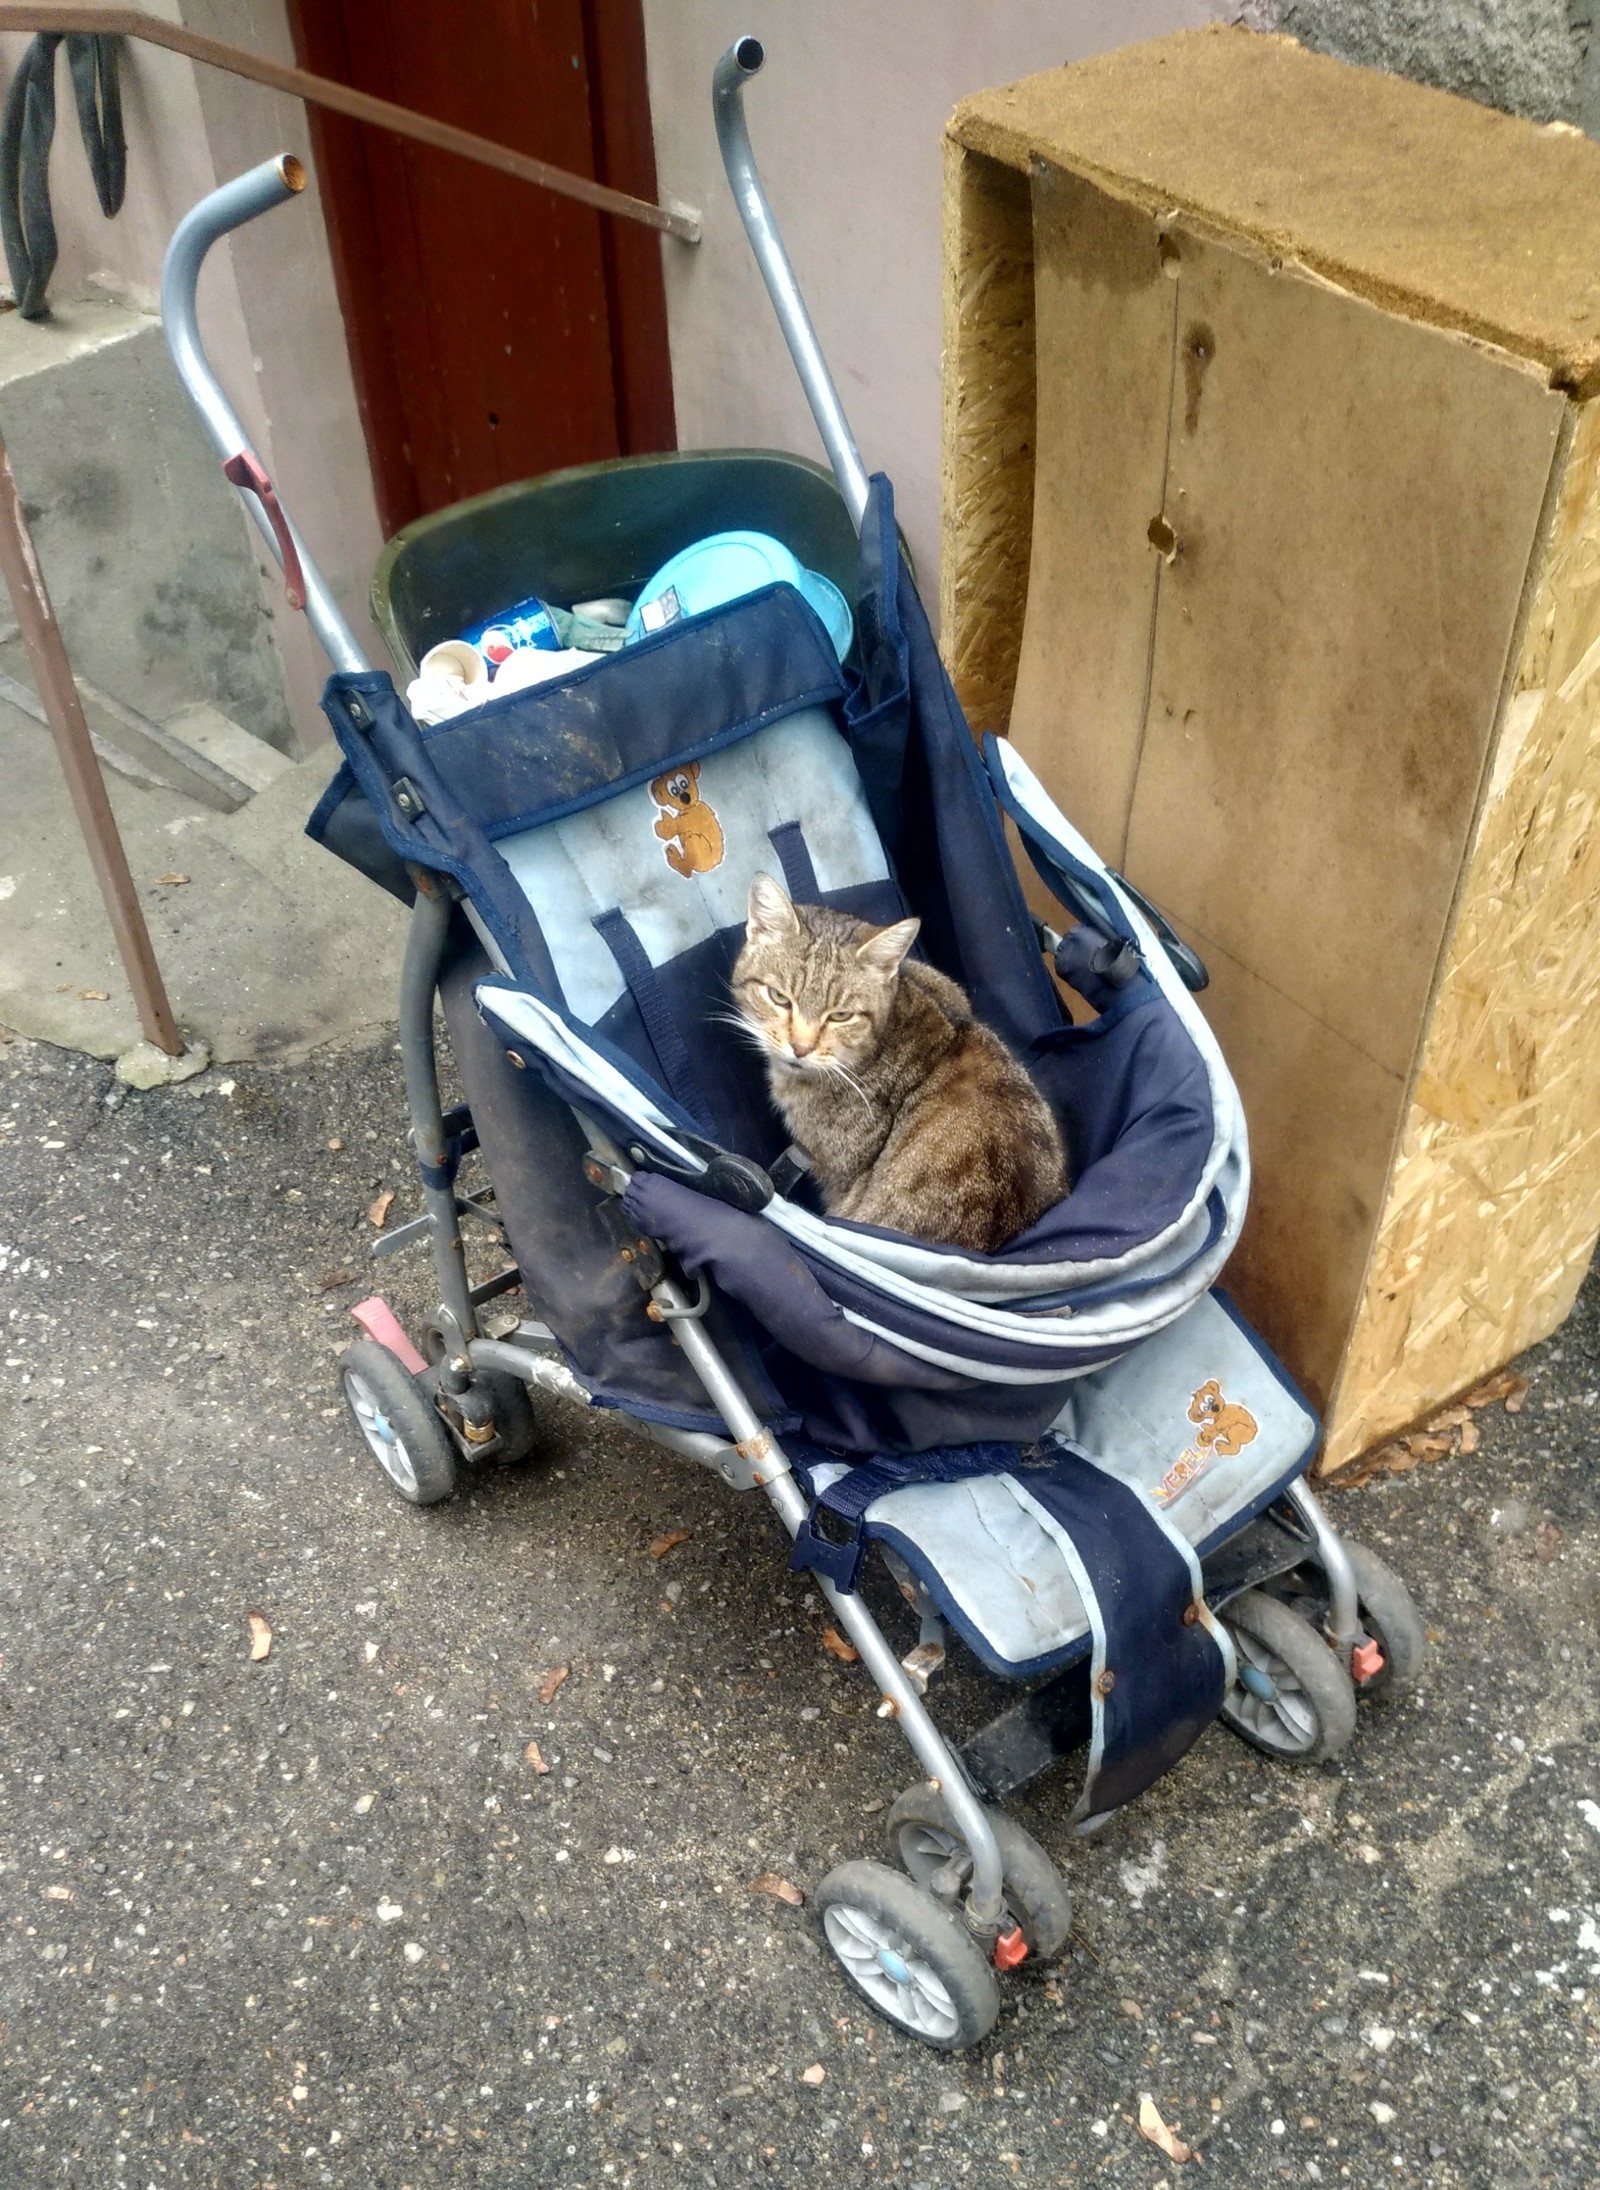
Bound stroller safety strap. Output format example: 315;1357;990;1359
790;1432;1233;1827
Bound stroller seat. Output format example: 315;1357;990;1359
798;1291;1315;1678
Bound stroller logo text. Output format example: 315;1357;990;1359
650;760;726;877
1156;1379;1259;1505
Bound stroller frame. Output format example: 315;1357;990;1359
160;38;1392;2043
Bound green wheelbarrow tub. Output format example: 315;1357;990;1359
371;448;862;681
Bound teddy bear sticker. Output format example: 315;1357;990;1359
649;760;725;877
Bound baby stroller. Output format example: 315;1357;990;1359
161;39;1424;2050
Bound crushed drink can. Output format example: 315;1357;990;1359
462;594;563;667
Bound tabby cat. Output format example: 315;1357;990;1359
731;874;1067;1252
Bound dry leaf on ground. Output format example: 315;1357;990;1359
1534;1520;1562;1561
79;989;110;1002
1503;1377;1530;1414
537;1665;569;1706
750;1871;804;1907
821;1626;860;1664
1137;2094;1194;2163
154;872;190;887
1424;1405;1471;1434
368;1189;396;1229
799;2063;825;2086
247;1611;273;1662
316;1266;358;1291
1459;1418;1480;1454
1464;1368;1525;1408
524;1740;550;1775
648;1528;693;1559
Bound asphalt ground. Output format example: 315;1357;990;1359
0;1026;1596;2189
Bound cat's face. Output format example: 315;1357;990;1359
732;874;919;1075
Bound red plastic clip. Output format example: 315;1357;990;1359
993;1926;1028;1971
222;450;307;610
350;1295;428;1376
1351;1638;1386;1685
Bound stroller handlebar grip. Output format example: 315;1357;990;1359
713;38;872;535
160;153;370;676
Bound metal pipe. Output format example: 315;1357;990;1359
0;5;701;241
1284;1479;1363;1655
160;154;369;675
660;1273;1006;1931
713;37;870;532
397;887;477;1346
0;436;183;1056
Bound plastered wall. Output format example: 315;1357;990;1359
0;1;386;750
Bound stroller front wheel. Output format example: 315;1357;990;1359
1218;1588;1357;1763
886;1782;1071;1959
815;1860;999;2050
341;1339;459;1506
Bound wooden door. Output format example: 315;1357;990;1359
288;0;675;536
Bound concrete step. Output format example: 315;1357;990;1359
0;636;287;812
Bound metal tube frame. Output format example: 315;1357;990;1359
161;155;369;675
1283;1478;1363;1655
575;1114;1008;1936
396;884;479;1361
713;37;871;531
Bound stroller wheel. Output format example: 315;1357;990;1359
341;1339;458;1506
1309;1539;1427;1704
1219;1589;1357;1763
815;1860;999;2051
886;1783;1071;1959
421;1318;539;1464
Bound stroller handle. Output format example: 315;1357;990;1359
713;38;871;534
160;154;370;676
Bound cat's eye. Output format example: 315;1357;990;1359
826;1010;861;1025
763;986;793;1010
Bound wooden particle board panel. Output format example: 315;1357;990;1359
942;27;1600;1469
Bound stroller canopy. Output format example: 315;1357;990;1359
312;477;1247;1441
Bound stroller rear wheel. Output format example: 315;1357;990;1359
1219;1588;1357;1763
886;1782;1071;1958
341;1339;458;1506
1295;1538;1427;1704
815;1860;999;2050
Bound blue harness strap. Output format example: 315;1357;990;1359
766;820;820;902
791;1432;1228;1825
788;1439;1021;1592
592;907;714;1129
1008;1441;1227;1826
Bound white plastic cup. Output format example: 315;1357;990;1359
418;638;487;687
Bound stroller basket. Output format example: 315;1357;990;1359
158;32;1425;2053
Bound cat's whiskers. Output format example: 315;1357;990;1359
707;1007;773;1054
821;1056;876;1116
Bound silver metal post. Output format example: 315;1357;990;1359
658;1270;1006;1931
713;37;871;533
160;154;369;675
1284;1479;1362;1654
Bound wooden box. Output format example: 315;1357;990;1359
941;27;1600;1470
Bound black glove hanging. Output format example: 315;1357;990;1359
0;33;126;321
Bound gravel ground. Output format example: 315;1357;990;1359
0;1027;1596;2189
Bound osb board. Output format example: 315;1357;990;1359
939;140;1035;738
1000;165;1175;854
1003;167;1567;1418
949;26;1600;396
1324;399;1600;1468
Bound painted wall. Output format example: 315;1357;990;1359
0;1;386;748
639;1;1233;598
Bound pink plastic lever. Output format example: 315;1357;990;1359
349;1296;428;1376
222;450;307;610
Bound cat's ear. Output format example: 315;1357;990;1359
855;916;920;976
746;871;799;942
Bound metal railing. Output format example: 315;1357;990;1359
0;6;700;1056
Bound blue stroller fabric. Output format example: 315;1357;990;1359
306;467;1321;1822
